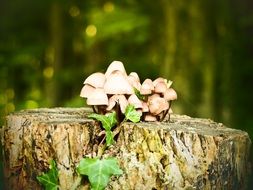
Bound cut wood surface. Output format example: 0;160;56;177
1;108;251;190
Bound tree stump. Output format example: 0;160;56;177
1;108;251;190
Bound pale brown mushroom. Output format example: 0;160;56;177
80;84;95;98
141;101;149;112
148;95;169;115
86;88;108;106
128;94;143;109
105;61;127;78
140;79;154;95
104;70;134;95
83;72;106;88
153;77;166;86
144;114;157;122
128;75;141;91
163;88;177;101
106;94;128;114
154;81;167;93
129;72;140;82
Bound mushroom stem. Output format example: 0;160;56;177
168;101;172;122
160;109;168;121
92;105;97;113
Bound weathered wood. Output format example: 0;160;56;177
1;108;251;190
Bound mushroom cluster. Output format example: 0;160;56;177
80;61;177;122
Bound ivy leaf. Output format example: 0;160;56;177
88;112;117;131
37;160;59;190
134;88;146;101
124;104;142;123
77;157;123;190
105;130;114;146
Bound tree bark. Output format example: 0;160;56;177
1;108;251;190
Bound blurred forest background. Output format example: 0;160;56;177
0;0;253;188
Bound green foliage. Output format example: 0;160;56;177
134;88;146;101
124;104;142;123
88;112;117;131
77;157;123;190
88;112;117;146
37;160;59;190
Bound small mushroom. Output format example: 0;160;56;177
154;81;167;93
140;79;154;95
128;75;141;91
80;84;95;98
129;72;140;82
105;61;127;78
107;94;128;114
128;94;143;109
153;77;167;86
148;95;169;115
83;72;106;88
144;114;157;122
141;101;149;112
163;88;177;101
86;88;108;106
104;70;134;95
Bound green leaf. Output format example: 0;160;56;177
37;160;59;190
105;130;114;146
77;157;123;190
88;112;117;131
124;104;142;123
134;88;146;101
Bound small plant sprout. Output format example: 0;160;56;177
80;60;177;122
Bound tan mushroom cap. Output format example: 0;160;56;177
86;88;108;105
128;75;141;91
129;72;140;82
83;72;106;88
128;94;143;109
148;95;169;115
153;77;167;86
80;84;95;98
107;94;128;113
141;101;149;112
105;61;127;78
104;70;134;95
144;114;157;121
140;79;154;95
154;81;167;93
163;88;177;101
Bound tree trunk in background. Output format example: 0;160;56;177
2;108;251;190
44;1;63;106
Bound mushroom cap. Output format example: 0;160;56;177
129;72;140;82
144;114;157;121
80;84;95;98
105;61;127;78
128;75;141;91
104;70;134;95
148;95;169;115
154;81;167;93
153;77;167;86
128;94;143;109
163;88;177;101
141;101;149;112
140;79;154;95
86;88;108;105
106;94;128;113
83;72;106;88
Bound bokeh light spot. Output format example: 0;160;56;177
85;25;97;37
25;100;38;109
5;103;15;113
103;2;114;13
43;67;54;79
6;88;15;100
69;6;80;17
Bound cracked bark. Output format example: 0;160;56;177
1;108;251;190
